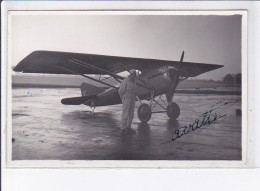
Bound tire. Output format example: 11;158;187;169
166;102;180;119
137;103;152;123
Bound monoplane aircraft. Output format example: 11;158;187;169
14;51;223;122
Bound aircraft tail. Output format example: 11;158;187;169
61;82;107;105
61;95;95;105
80;82;106;97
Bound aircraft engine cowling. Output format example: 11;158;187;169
167;67;179;85
166;67;179;103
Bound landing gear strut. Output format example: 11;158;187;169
91;100;95;114
136;94;180;123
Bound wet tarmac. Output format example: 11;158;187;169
12;88;242;160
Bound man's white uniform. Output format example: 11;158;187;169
118;73;136;129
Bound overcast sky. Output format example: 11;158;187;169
11;13;242;80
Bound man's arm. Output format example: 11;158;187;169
118;79;126;100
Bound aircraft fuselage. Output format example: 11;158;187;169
85;66;179;107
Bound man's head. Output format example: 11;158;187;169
129;69;136;81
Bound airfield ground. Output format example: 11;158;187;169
12;88;242;160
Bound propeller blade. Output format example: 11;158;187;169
180;51;184;62
166;74;179;103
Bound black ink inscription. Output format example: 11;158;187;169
163;102;229;144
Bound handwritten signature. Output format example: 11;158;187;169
163;102;229;144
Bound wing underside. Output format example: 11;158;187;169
14;51;223;78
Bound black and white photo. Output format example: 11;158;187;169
7;11;247;167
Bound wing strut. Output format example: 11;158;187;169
69;58;124;83
56;66;118;89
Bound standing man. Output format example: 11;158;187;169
118;69;137;134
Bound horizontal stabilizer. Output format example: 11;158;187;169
61;95;95;105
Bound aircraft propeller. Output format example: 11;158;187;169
166;51;184;102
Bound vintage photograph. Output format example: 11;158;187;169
8;11;245;164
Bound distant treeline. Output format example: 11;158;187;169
12;74;241;89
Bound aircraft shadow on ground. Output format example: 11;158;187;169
137;122;151;134
61;110;181;133
61;110;121;129
166;119;181;131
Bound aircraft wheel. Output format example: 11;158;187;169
166;102;180;119
137;103;152;123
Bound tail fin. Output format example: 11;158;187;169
80;82;106;97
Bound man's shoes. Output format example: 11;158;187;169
122;128;136;135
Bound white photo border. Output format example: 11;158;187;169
4;8;247;168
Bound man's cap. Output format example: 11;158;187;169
129;69;136;74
